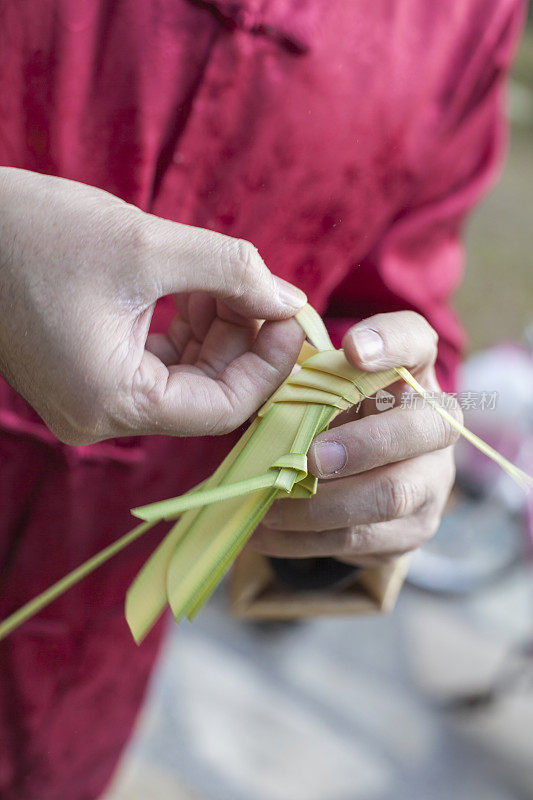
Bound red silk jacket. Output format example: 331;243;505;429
0;1;524;797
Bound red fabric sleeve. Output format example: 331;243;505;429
324;0;525;392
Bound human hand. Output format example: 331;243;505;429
0;168;306;444
252;312;461;567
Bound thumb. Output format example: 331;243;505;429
142;218;307;319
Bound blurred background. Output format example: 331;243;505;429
104;17;533;800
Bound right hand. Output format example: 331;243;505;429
0;168;306;444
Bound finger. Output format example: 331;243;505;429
263;457;434;532
342;311;439;374
129;317;304;436
165;313;190;356
194;316;259;378
173;292;191;321
251;513;435;560
145;333;179;366
187;292;217;341
174;294;243;341
162;305;261;373
142;219;307;319
180;339;202;365
308;396;462;479
214;299;261;328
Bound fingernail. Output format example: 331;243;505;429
350;328;384;363
274;277;307;309
313;441;347;476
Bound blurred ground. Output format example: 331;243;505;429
104;27;533;800
104;569;533;800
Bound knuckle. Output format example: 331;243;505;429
431;395;463;448
414;313;438;344
236;237;259;267
220;237;260;299
377;475;418;520
123;207;159;257
120;211;164;299
132;358;167;410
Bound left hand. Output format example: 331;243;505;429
251;311;461;568
0;169;306;444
